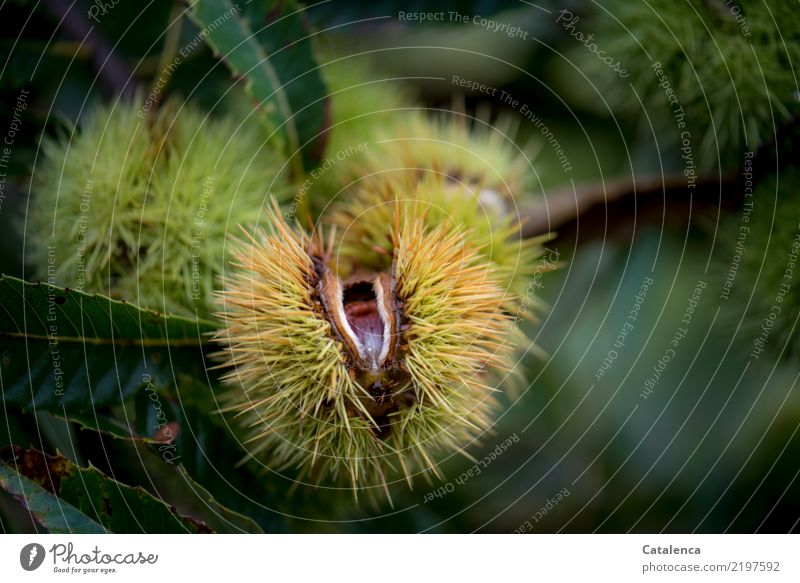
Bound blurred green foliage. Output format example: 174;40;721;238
1;0;799;533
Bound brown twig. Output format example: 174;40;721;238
520;173;738;243
42;0;136;98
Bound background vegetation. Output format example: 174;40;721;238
0;0;798;532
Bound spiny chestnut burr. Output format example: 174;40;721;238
215;203;517;499
329;175;555;318
27;97;288;318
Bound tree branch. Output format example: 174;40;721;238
520;173;738;243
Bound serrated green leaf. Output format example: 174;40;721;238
0;460;105;533
0;274;215;341
0;275;213;412
123;376;286;531
174;464;264;533
46;376;270;533
2;446;213;533
62;411;159;444
187;0;329;173
90;427;276;533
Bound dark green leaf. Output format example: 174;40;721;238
1;446;212;533
46;375;269;533
0;459;104;533
0;275;213;413
122;375;286;531
62;411;158;444
87;429;275;533
187;0;329;173
173;465;264;533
